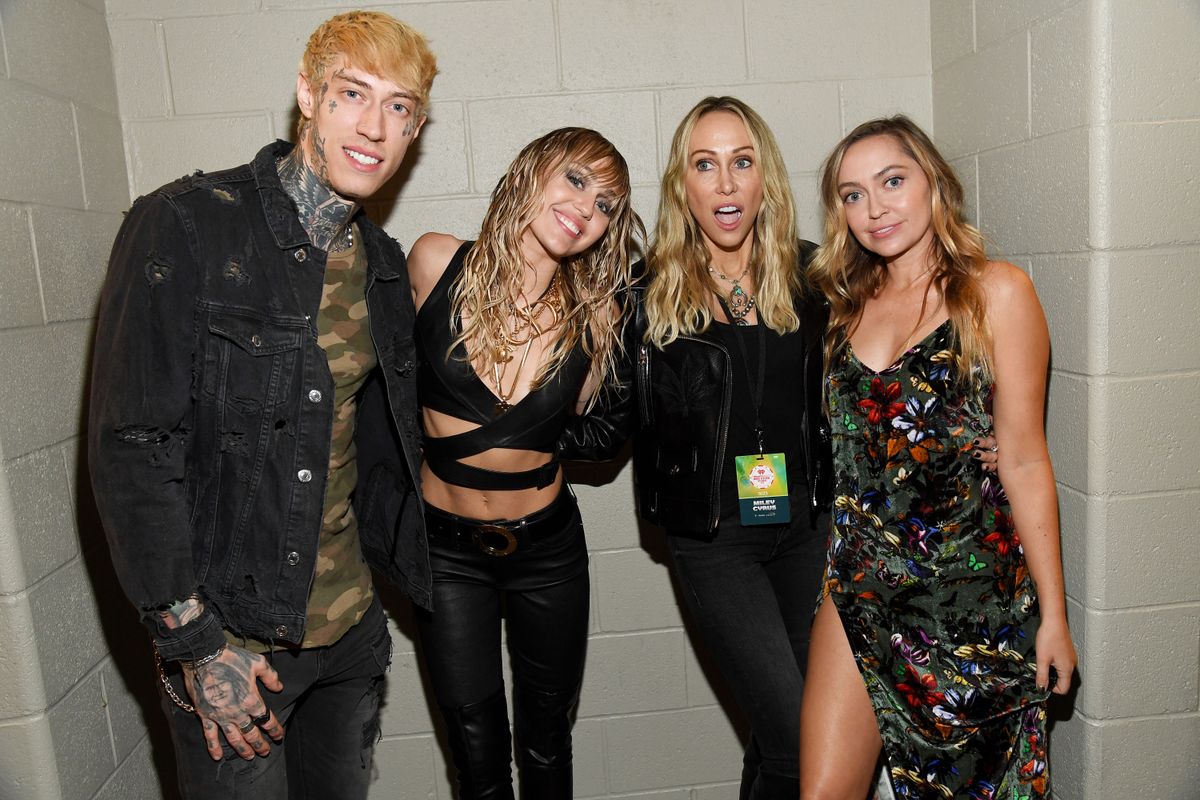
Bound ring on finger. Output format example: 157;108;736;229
238;720;256;734
989;445;998;452
250;712;272;728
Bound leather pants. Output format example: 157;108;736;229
417;490;589;799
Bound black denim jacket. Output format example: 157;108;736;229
88;141;428;661
629;242;833;534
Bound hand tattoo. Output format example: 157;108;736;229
185;646;263;758
276;147;356;253
189;652;256;719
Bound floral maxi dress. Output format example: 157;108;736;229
822;320;1050;799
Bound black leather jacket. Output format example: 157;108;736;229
89;141;429;661
629;242;832;534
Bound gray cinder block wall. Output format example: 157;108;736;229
930;1;1200;797
0;0;152;798
0;0;1194;798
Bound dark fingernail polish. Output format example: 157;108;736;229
972;452;981;460
973;438;981;445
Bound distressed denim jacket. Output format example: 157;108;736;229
88;141;428;661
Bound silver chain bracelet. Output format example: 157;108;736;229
154;642;226;714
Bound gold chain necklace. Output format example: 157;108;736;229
492;276;563;363
488;275;564;414
491;336;535;415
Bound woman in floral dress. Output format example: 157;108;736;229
799;116;1077;799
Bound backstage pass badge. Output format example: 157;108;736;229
734;452;790;525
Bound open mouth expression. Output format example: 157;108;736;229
684;111;763;256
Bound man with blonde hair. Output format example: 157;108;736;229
89;12;436;797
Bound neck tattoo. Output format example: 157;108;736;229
276;147;356;253
708;265;756;325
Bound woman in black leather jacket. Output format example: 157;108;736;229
627;96;831;798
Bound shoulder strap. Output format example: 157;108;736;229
423;240;474;313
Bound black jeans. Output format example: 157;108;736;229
416;489;589;799
162;597;392;800
668;510;828;799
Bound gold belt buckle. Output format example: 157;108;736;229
473;524;518;557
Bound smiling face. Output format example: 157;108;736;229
295;56;425;202
520;160;618;268
836;133;935;267
683;110;764;261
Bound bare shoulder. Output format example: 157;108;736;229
410;231;463;272
408;232;465;308
980;260;1048;351
979;260;1037;305
979;261;1036;296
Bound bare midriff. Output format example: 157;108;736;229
419;406;563;520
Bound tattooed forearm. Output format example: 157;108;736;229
159;595;204;629
276;146;356;252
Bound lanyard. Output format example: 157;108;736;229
717;297;768;455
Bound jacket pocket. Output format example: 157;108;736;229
208;308;304;355
201;304;306;413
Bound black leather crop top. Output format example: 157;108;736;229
415;242;590;490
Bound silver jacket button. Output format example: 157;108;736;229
297;469;312;483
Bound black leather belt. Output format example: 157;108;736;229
424;492;577;557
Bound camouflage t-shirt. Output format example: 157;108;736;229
301;227;377;647
224;226;376;652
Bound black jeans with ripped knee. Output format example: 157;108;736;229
416;489;589;800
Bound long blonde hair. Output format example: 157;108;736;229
450;128;643;407
810;115;992;385
645;96;801;347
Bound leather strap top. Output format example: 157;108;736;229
415;242;590;490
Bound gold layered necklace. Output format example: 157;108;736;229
708;264;756;325
488;275;564;415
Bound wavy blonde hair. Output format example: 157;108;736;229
810;115;992;386
450;128;643;408
645;96;801;346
